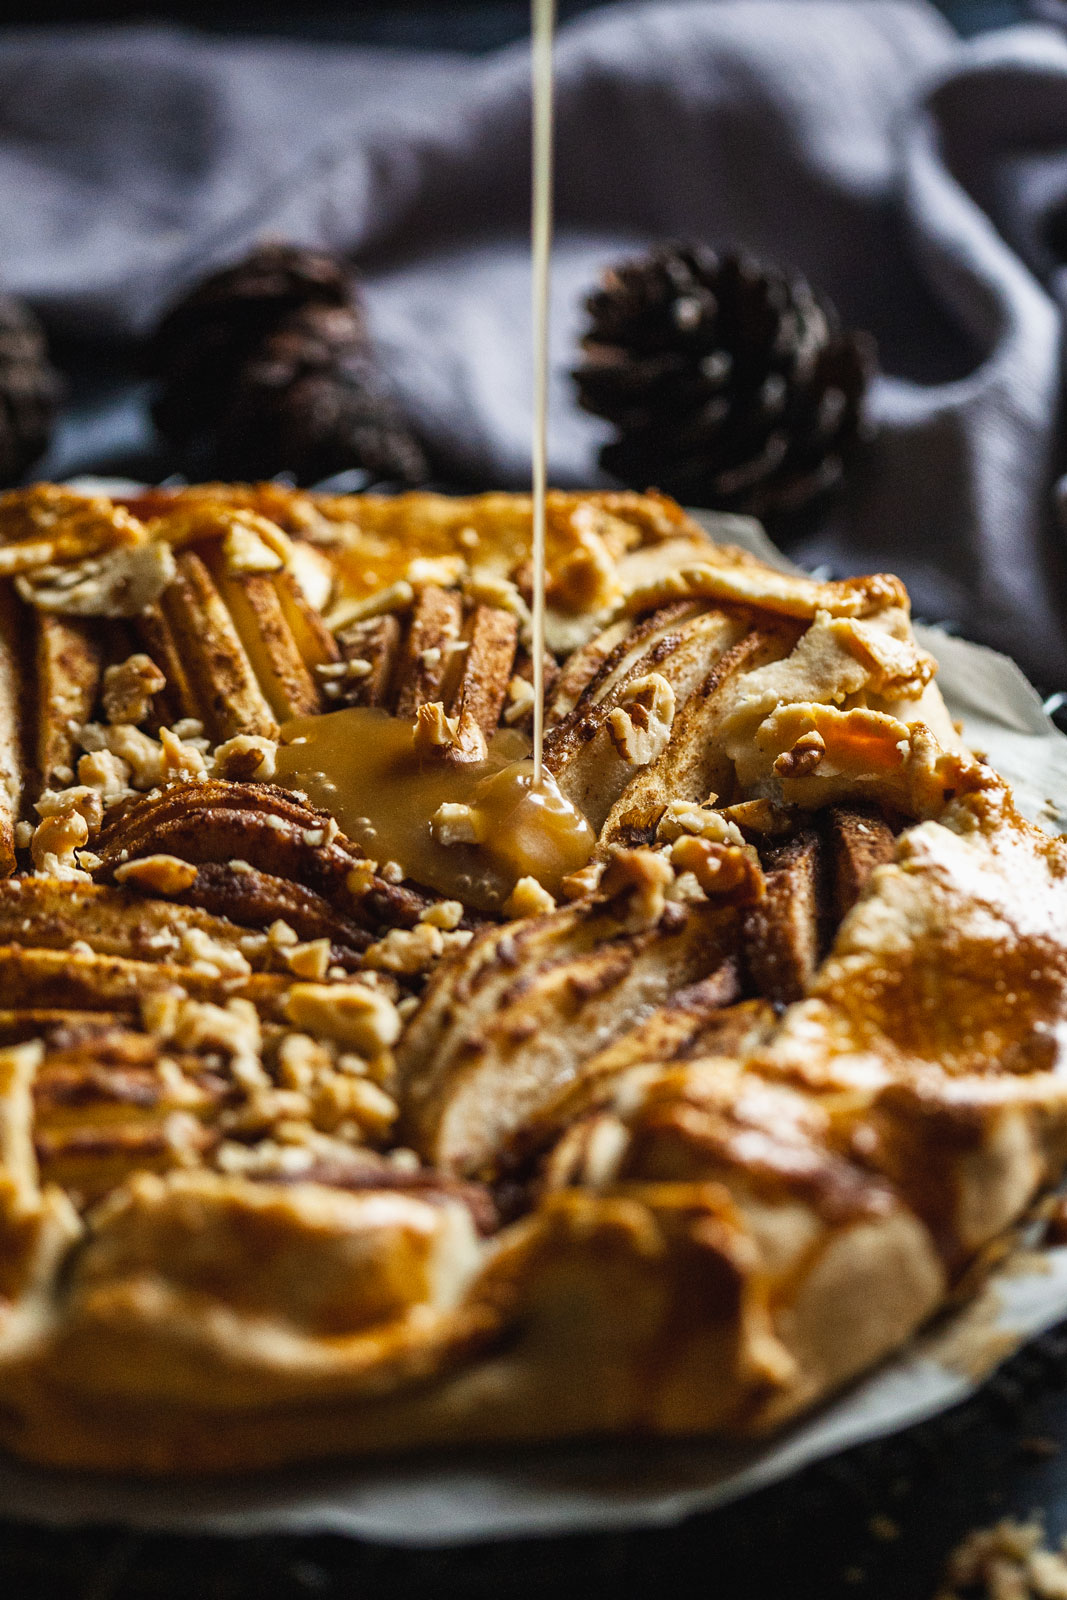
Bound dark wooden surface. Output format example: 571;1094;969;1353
1;3;1063;1596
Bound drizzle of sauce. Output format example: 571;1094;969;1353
276;9;576;917
275;706;594;912
529;0;556;783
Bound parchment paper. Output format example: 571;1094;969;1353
1;504;1066;1546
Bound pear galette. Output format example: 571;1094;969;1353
0;481;1063;1472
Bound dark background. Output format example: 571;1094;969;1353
3;3;1065;1598
0;0;1033;46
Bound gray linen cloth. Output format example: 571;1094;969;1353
1;0;1066;682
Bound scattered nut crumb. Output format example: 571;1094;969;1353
774;728;827;780
419;899;464;930
504;876;556;919
102;653;166;726
362;923;444;975
282;937;333;981
284;982;402;1053
114;854;199;895
30;809;90;880
213;734;278;782
935;1517;1067;1600
430;802;483;847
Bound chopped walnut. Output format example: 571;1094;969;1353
102;653;166;726
30;809;90;880
141;989;181;1041
35;784;104;833
114;854;199;895
504;876;556;919
773;728;827;780
362;922;444;974
935;1517;1067;1600
179;927;253;978
668;836;763;903
282;937;333;980
159;726;208;780
412;701;460;755
430;802;483;847
221;1086;312;1138
560;861;605;900
276;1032;334;1091
313;1072;398;1140
719;797;797;836
283;982;402;1054
345;860;379;896
268;918;299;949
82;724;162;788
77;748;133;804
607;673;675;767
419;899;464;930
330;579;414;629
213;734;278;782
317;657;372;702
599;847;674;929
147;995;267;1090
80;722;208;790
656;799;744;848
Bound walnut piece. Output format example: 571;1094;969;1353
655;800;744;847
419;899;464;930
102;653;167;727
114;854;199;895
283;982;402;1053
213;734;278;782
503;876;556;918
430;802;483;846
773;728;827;780
30;809;90;880
606;672;675;767
598;847;674;929
412;701;459;754
282;938;333;981
362;923;445;975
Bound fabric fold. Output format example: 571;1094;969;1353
1;1;1066;679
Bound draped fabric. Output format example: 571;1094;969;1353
1;1;1066;680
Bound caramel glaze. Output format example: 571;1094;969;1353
275;706;594;913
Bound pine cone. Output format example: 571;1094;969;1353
0;294;61;487
147;243;428;486
574;244;875;517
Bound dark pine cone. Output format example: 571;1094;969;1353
574;243;875;518
147;243;428;486
0;294;61;487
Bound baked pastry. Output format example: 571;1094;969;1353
0;480;1063;1473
